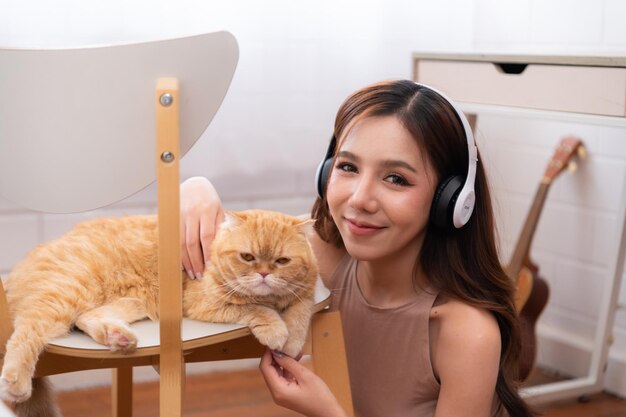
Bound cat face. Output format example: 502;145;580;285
210;210;316;298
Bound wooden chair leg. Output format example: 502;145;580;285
159;352;184;417
310;311;354;417
156;77;184;417
112;367;133;417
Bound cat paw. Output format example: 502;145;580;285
0;366;32;403
281;337;305;359
105;325;137;353
251;321;289;351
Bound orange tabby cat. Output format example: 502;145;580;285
0;209;318;414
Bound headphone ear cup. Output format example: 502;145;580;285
316;135;338;199
430;176;464;230
316;157;334;199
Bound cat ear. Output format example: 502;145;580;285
222;210;246;230
294;217;315;234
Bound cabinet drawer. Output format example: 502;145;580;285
414;60;626;117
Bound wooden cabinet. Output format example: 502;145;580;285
413;53;626;116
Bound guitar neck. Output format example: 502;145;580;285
506;183;551;281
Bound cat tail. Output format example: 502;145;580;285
13;377;62;417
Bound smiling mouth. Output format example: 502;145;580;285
347;218;382;228
345;218;385;235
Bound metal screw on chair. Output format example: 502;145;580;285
161;151;175;163
159;93;173;107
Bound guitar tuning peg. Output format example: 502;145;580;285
578;146;587;159
568;161;578;173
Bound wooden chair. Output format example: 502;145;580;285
0;32;353;417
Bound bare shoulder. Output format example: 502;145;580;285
431;298;501;354
430;297;501;382
305;226;346;288
431;297;501;342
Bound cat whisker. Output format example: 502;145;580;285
284;287;305;304
279;280;312;294
210;284;243;307
283;280;311;290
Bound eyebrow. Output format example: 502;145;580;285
336;150;418;173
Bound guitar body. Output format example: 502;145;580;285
514;267;534;312
518;262;550;381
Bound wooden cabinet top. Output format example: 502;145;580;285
412;52;626;68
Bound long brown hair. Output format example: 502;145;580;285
312;79;534;417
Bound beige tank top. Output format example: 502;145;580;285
328;255;440;417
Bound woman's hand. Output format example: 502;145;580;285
259;349;348;417
180;177;224;279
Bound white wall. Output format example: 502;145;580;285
1;0;626;397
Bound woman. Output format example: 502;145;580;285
180;80;534;417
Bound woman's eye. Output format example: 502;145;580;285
275;257;291;265
385;174;409;186
336;162;357;173
240;253;255;262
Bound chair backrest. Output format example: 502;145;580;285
0;31;238;213
0;36;238;403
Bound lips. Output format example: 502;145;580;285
345;218;385;236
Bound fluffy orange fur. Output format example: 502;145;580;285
0;209;318;415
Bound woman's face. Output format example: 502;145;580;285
326;115;437;262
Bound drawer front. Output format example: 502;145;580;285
414;60;626;117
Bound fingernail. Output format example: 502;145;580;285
186;269;194;280
195;272;203;281
271;350;285;358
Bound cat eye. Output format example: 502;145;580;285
275;257;290;265
240;253;255;262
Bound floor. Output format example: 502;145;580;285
46;367;626;417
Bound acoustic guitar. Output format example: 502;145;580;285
506;135;586;381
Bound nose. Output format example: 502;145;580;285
348;174;379;213
259;272;269;278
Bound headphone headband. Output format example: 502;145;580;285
414;83;478;228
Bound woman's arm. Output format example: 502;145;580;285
180;176;225;279
259;349;348;417
305;225;346;289
430;300;501;417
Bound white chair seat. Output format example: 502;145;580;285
47;279;331;358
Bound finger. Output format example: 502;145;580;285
216;207;225;228
271;351;308;380
199;208;222;266
180;218;194;279
260;348;274;371
185;217;205;278
181;250;194;279
260;349;285;388
213;207;225;250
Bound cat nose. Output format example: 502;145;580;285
259;272;269;278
